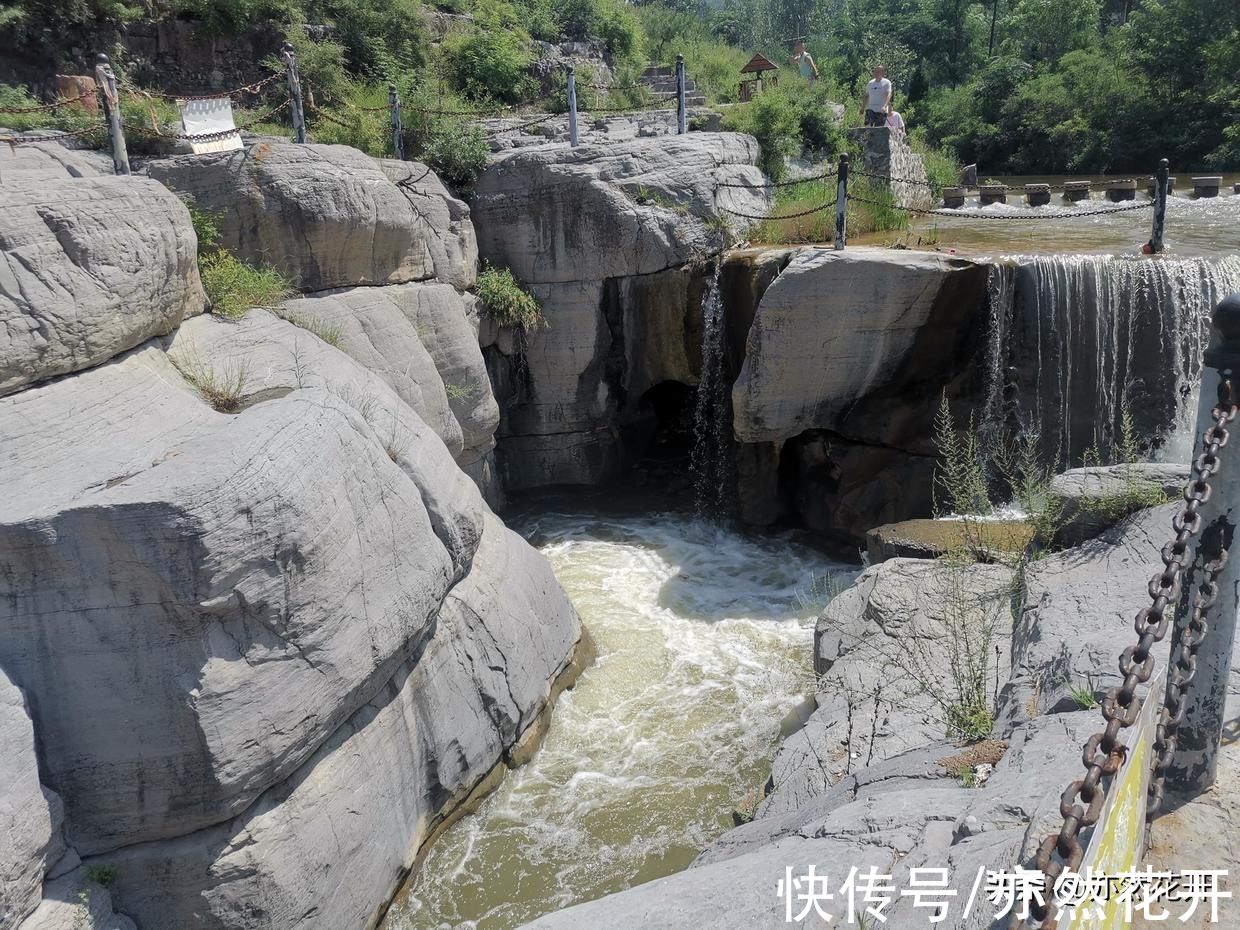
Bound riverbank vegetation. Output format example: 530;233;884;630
2;0;1233;178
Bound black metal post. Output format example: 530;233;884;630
283;42;306;144
566;66;578;148
1165;293;1240;797
675;54;686;135
388;83;404;160
835;153;849;250
1150;157;1169;253
93;54;129;176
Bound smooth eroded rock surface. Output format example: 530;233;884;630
472;133;769;490
0;174;205;396
146;143;476;291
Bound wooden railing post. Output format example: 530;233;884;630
93;54;129;176
283;42;306;144
1150;157;1170;253
834;153;849;250
675;54;686;135
566;66;578;148
389;83;404;160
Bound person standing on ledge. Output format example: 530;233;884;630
861;65;892;127
790;40;819;84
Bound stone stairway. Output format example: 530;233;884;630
640;64;707;106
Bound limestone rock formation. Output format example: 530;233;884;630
0;141;112;181
0;670;61;929
760;556;1015;818
0;174;205;396
848;126;933;211
471;133;769;490
1050;462;1184;545
0;307;583;925
279;282;503;501
731;246;990;541
999;503;1177;728
146;143;477;291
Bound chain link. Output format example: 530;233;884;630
716;198;835;221
0;123;108;145
0;91;97;114
120;72;283;103
1026;377;1237;930
120;96;292;143
303;82;391;113
847;191;1155;222
715;167;837;189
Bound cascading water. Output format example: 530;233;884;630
690;264;733;516
982;254;1240;466
388;510;849;930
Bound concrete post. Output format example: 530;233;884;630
388;83;404;160
675;54;686;135
1166;292;1240;797
834;153;849;250
283;42;306;144
93;54;129;176
1150;158;1169;253
566;66;578;148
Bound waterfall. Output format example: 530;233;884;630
983;254;1240;467
691;264;733;516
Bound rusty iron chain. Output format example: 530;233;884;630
121;97;292;143
715;167;837;189
1148;385;1237;814
716;197;835;221
0;91;97;114
847;191;1155;221
120;72;283;103
0;123;108;145
1026;377;1237;930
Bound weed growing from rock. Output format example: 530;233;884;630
185;201;291;320
172;351;250;414
476;262;544;331
277;310;345;349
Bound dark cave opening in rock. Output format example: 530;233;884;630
624;380;697;468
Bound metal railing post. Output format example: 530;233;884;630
93;54;129;176
388;83;404;160
675;54;686;135
834;153;849;250
1150;157;1169;253
1164;292;1240;798
566;66;578;148
283;42;306;144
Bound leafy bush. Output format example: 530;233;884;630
443;1;535;104
188;204;290;319
298;0;427;78
933;392;991;517
418;118;489;188
722;90;800;180
476;262;544;330
199;251;292;319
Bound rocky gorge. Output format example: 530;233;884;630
3;118;1239;930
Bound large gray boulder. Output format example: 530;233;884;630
998;503;1176;729
0;141;112;182
1;670;63;929
146;143;477;291
760;557;1015;818
0;174;205;396
90;512;586;930
1050;462;1183;545
730;247;990;541
0;310;578;868
471;133;769;490
278;281;501;496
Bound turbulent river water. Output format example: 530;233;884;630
388;509;851;929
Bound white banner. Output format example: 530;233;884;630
180;97;243;154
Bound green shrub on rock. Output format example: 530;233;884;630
476;262;544;331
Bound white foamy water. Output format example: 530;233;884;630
387;511;852;930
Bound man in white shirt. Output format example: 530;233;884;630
861;66;892;127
